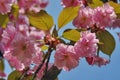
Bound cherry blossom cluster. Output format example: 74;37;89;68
0;0;48;14
0;0;119;79
0;0;49;79
0;14;49;79
54;31;109;71
73;3;117;29
54;0;115;71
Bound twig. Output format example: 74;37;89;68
44;49;52;77
32;46;53;80
18;67;29;80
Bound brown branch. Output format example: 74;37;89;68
32;45;53;80
18;67;29;80
44;49;52;75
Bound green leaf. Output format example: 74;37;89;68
62;29;80;41
0;60;4;71
58;6;79;29
41;45;48;51
8;70;33;80
8;70;22;80
109;1;120;18
0;14;9;28
11;4;19;19
88;0;103;8
27;10;54;30
96;30;116;56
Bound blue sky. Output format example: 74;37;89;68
46;0;120;80
4;0;120;80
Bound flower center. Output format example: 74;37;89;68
22;45;27;51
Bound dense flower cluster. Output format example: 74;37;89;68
0;0;13;14
54;44;79;71
73;3;117;29
0;0;49;14
0;14;46;79
18;0;49;13
74;31;99;57
61;0;81;7
0;0;119;79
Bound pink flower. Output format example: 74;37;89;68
30;27;45;40
54;44;79;71
93;3;116;28
16;14;29;36
73;7;93;29
9;33;36;64
110;19;120;29
1;21;44;69
16;14;29;26
0;71;6;78
0;0;13;14
32;45;43;65
74;31;99;57
39;0;49;8
1;23;17;48
18;0;49;13
2;24;34;65
61;0;81;7
86;56;110;67
4;53;25;71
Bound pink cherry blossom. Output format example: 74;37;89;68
37;0;49;8
18;0;49;13
1;21;44;68
61;0;81;7
29;27;45;40
86;56;110;67
1;23;17;48
93;3;116;28
16;14;29;36
0;71;6;78
32;45;43;65
54;44;79;71
110;19;120;29
16;14;29;26
73;7;93;29
4;53;25;71
10;33;36;63
0;0;13;14
74;31;99;57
